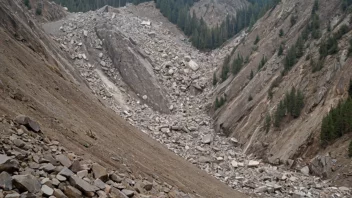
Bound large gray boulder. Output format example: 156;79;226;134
12;175;41;193
95;25;170;113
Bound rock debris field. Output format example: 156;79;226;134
0;115;193;198
39;3;352;198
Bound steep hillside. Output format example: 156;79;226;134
213;0;352;187
191;0;248;27
0;0;247;197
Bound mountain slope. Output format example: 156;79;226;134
0;0;246;197
191;0;248;27
213;0;352;186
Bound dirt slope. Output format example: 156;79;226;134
213;0;352;187
0;0;245;197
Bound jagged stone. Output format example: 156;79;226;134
202;134;213;144
110;173;123;183
0;171;12;190
64;186;82;198
59;167;74;178
248;160;260;167
0;155;19;173
54;188;68;198
69;175;99;194
56;155;72;167
12;175;41;193
69;160;83;173
92;163;108;181
300;166;310;176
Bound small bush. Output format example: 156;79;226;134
279;29;284;37
278;45;283;56
290;15;297;27
265;113;271;133
213;72;218;86
36;3;42;15
23;0;31;9
254;35;260;45
349;140;352;157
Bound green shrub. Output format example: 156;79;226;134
279;29;284;37
349;140;352;157
254;35;260;45
23;0;31;9
274;87;304;127
265;113;271;133
212;72;218;86
36;3;43;15
248;95;253;101
232;54;244;76
278;45;283;56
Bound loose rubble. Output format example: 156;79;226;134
0;116;194;197
43;2;352;198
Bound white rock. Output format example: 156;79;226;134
142;95;148;100
187;60;199;71
202;134;213;144
300;166;310;176
248;160;260;167
41;185;54;196
231;160;238;168
83;30;88;37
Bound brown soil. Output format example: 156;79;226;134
0;17;246;198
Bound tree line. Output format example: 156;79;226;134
155;0;280;50
50;0;149;12
321;81;352;148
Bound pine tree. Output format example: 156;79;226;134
250;70;254;80
254;35;260;45
265;113;271;133
278;45;283;56
23;0;31;9
349;140;352;157
213;72;218;86
279;29;284;37
215;97;220;109
349;80;352;97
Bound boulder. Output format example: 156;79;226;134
110;173;123;183
0;171;13;190
231;160;238;168
59;167;74;178
202;134;213;144
309;155;332;178
69;160;83;173
41;185;54;196
300;166;310;176
121;189;134;197
187;60;199;71
248;160;260;167
53;189;68;198
0;155;19;173
69;175;99;195
92;163;108;181
64;186;82;198
15;115;41;132
56;155;72;168
12;175;41;193
96;26;170;113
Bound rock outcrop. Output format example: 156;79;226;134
96;25;170;113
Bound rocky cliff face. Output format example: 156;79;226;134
213;0;352;186
191;0;248;27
